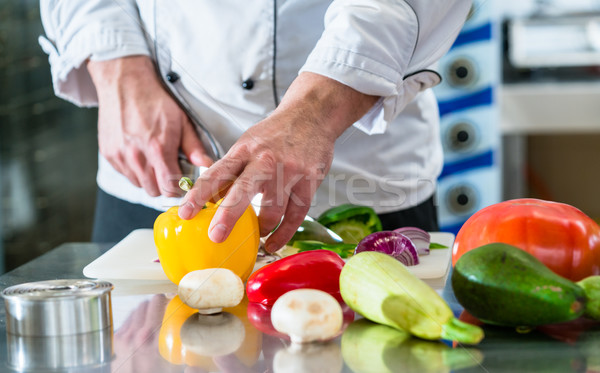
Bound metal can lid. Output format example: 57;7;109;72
2;279;114;337
2;279;113;300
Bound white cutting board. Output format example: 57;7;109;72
84;229;168;281
83;229;454;289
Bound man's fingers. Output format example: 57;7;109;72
154;163;182;197
105;152;145;188
141;167;161;197
178;156;245;220
181;118;214;168
126;147;162;197
177;200;199;221
110;157;141;189
145;136;185;197
205;183;232;204
207;163;268;243
257;182;288;237
264;190;312;253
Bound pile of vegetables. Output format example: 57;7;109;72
452;198;600;281
154;181;478;358
285;203;444;265
245;250;350;343
150;190;600;371
451;198;600;329
244;248;484;345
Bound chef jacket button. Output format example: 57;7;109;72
166;71;180;83
241;79;254;90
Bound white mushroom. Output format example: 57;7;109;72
178;268;244;314
180;312;245;356
271;289;343;344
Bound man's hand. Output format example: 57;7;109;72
179;72;378;252
88;56;213;197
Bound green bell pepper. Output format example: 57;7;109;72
292;240;357;259
317;204;383;244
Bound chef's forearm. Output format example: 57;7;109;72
275;72;380;142
87;55;158;96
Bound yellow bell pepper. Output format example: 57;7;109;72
153;201;260;284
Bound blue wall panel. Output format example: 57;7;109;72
434;0;502;235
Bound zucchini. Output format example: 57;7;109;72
339;251;484;344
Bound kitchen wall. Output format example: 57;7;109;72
526;134;600;222
0;1;98;274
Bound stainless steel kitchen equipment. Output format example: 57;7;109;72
509;14;600;69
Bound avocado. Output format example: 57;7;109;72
452;243;586;327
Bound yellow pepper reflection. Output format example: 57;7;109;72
158;295;262;370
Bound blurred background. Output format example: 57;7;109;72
0;0;98;273
1;0;600;274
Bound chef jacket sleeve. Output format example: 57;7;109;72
38;0;151;107
299;0;472;134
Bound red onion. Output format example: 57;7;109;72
354;231;419;266
393;227;431;256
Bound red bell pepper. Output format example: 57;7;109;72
246;250;345;305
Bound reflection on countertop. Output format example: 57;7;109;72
1;243;600;372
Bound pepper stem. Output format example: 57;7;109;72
440;317;484;345
179;177;194;192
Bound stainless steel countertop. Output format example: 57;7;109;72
1;243;600;372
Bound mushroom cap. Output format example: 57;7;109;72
178;268;244;312
271;289;343;344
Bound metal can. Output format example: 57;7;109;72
2;279;114;371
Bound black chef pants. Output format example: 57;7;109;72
91;188;439;243
91;188;162;243
378;196;439;232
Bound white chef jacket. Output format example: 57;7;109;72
39;0;471;217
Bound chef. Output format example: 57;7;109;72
39;0;471;251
